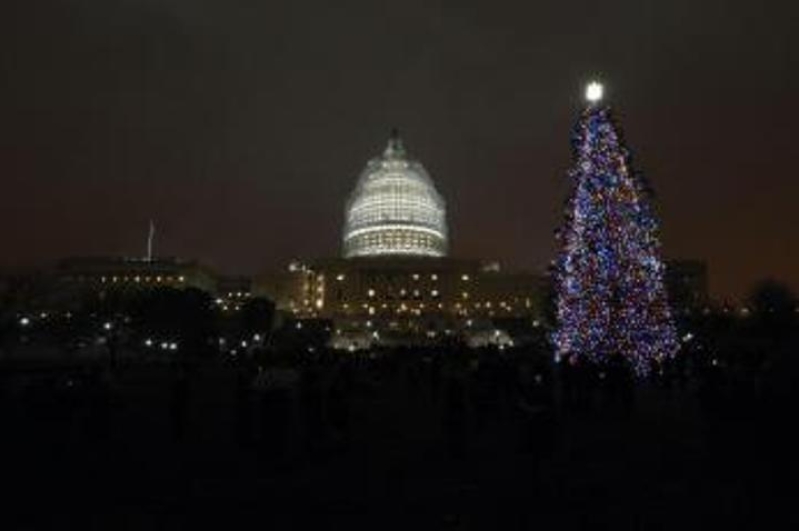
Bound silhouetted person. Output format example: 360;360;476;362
563;357;595;414
257;366;296;461
697;355;726;443
300;365;325;459
235;365;254;447
84;366;113;443
603;354;634;418
327;368;351;448
560;357;578;412
443;371;467;459
169;363;189;441
514;363;556;459
430;355;443;404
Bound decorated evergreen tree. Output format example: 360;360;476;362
552;82;678;376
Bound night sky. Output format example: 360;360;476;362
2;0;797;300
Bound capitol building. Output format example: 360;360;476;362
255;131;546;349
342;131;448;258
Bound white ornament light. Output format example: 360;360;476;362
585;81;604;103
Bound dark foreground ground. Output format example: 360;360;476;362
0;352;796;530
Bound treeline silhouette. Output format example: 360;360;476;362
0;281;797;528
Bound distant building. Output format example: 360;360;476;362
56;257;217;295
216;276;252;299
665;259;710;314
257;257;542;316
0;271;58;317
255;132;547;349
255;257;545;349
214;275;252;311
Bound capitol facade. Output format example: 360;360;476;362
253;131;547;349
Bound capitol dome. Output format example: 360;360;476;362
342;131;448;258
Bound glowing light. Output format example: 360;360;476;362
585;81;604;103
19;317;30;327
342;131;448;258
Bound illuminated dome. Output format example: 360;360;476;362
342;131;448;258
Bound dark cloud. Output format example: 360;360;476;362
1;0;797;299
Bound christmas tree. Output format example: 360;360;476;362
552;82;678;376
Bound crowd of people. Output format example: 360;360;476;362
1;318;798;526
